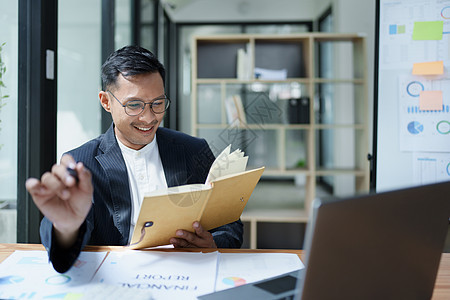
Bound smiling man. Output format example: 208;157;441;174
25;46;243;273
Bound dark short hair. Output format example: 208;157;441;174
101;45;165;90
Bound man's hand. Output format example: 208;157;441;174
25;154;93;248
170;221;217;248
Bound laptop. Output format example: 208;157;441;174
199;181;450;300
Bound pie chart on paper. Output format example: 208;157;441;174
222;276;247;287
407;121;424;134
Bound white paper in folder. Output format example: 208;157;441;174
205;145;248;184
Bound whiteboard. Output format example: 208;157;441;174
375;0;450;191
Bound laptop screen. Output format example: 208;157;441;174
199;181;449;300
298;181;450;300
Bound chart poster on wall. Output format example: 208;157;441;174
376;0;450;191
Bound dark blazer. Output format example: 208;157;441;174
40;124;243;272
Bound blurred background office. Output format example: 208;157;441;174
0;0;376;248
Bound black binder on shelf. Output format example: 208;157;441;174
288;97;310;124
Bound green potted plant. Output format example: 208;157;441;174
0;42;8;210
0;42;8;151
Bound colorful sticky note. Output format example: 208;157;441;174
398;25;406;34
412;21;443;40
389;24;397;34
419;91;443;111
63;293;84;300
412;61;444;75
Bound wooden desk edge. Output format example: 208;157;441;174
0;243;303;263
1;244;449;300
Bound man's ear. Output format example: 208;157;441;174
99;91;111;112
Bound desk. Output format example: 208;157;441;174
1;243;449;299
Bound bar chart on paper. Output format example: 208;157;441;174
407;105;450;114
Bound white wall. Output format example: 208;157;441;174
163;0;317;22
313;0;333;18
332;0;376;150
330;0;375;196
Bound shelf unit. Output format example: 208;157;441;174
191;33;370;249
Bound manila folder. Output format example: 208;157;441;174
128;166;264;249
200;166;265;230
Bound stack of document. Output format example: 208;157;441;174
0;250;150;299
0;250;304;300
254;67;287;80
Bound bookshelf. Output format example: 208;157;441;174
191;33;370;249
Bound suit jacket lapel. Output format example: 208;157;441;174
91;126;188;243
95;124;131;243
157;128;188;187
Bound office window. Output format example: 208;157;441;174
140;0;156;52
115;0;132;49
57;0;102;160
0;0;18;242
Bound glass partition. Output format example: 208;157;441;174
0;0;18;242
57;0;102;160
116;0;132;49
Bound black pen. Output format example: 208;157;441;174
66;166;79;183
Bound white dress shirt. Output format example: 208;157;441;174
116;136;168;243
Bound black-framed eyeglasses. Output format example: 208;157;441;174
107;90;170;116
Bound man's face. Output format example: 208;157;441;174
99;72;166;150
